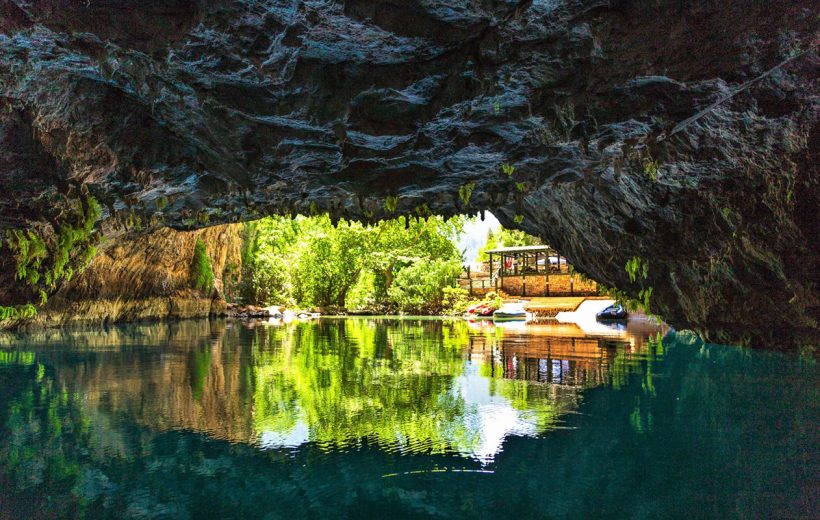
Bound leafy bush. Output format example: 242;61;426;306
441;286;471;315
191;238;215;294
388;259;463;314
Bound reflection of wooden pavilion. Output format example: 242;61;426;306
465;321;668;387
482;245;597;297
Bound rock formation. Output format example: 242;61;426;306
0;1;817;348
25;224;242;328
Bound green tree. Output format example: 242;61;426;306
240;215;466;312
290;218;370;307
387;258;463;314
477;227;541;261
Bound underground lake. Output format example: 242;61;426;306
0;317;816;519
1;1;818;518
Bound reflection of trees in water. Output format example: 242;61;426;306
0;318;668;515
1;331;815;519
3;320;259;447
2;319;668;456
0;355;89;518
249;319;577;456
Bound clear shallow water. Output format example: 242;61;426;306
0;318;816;519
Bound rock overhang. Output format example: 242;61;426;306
0;0;817;348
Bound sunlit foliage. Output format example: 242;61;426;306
477;227;542;261
238;215;466;311
191;238;215;294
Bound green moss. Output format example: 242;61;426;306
0;304;37;321
155;196;169;211
625;256;649;284
48;196;101;287
191;238;215;294
642;157;660;182
414;204;431;218
458;182;475;206
384;195;398;214
125;212;142;231
602;256;658;317
2;196;101;322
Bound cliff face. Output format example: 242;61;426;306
0;1;817;347
25;224;242;328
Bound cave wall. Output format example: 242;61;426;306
0;1;817;347
23;224;242;328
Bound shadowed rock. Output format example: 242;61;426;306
0;0;817;348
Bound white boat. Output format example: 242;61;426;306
493;302;529;321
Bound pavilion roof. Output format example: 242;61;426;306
483;245;554;255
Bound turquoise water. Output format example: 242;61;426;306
0;318;816;519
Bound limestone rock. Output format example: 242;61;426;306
24;224;242;328
0;1;817;348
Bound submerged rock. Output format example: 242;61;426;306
0;1;817;348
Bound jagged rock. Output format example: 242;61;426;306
0;1;817;348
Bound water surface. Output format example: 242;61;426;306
0;318;816;519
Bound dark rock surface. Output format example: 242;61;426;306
0;1;817;348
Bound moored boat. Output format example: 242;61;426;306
466;301;496;320
493;302;529;321
596;303;628;321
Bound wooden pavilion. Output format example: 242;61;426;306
476;245;597;297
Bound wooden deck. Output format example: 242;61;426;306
521;296;610;317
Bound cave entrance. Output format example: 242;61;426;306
233;211;600;315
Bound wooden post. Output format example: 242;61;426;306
521;253;526;297
489;253;492;288
545;252;549;296
500;254;505;292
489;253;494;290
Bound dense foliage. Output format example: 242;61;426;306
238;215;467;313
191;238;215;294
0;195;102;321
